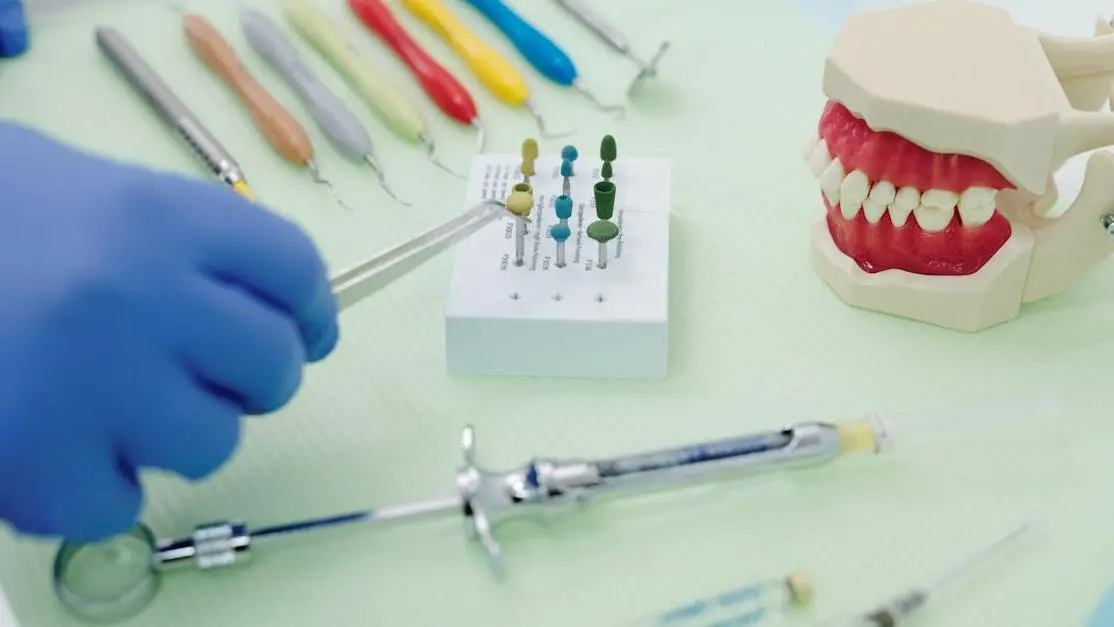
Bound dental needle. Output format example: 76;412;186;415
347;0;488;153
820;520;1035;626
281;0;464;178
399;0;575;139
240;8;411;206
94;27;256;201
180;12;354;210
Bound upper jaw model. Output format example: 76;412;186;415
806;0;1114;332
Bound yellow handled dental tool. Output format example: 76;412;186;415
398;0;574;138
281;0;462;178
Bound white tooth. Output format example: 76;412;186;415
958;186;997;227
803;133;819;160
869;180;897;206
913;189;957;233
888;186;920;227
862;199;887;224
820;158;845;205
839;170;870;219
921;189;959;211
808;140;832;177
865;180;896;222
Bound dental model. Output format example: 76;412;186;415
805;0;1114;332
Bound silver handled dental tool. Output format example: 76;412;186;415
238;9;410;206
50;390;1054;622
53;416;891;623
94;27;255;200
550;0;668;97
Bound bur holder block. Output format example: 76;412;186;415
445;154;672;380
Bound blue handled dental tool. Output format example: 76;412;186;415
460;0;624;115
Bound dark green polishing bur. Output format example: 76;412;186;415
600;134;617;162
593;181;616;220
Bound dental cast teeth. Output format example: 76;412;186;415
807;139;833;177
839;170;871;219
863;181;895;223
958;186;997;227
915;189;958;232
820;158;845;205
889;187;918;227
804;140;1003;230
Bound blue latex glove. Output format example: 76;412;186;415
0;121;339;543
1088;584;1114;627
0;0;27;57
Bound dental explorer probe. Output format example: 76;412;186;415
280;0;463;179
239;8;411;206
94;27;256;200
461;0;625;115
347;0;488;153
551;0;669;98
399;0;576;139
179;13;354;210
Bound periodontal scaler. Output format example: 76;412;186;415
279;0;463;178
461;0;624;114
398;0;575;138
238;8;410;206
346;0;487;152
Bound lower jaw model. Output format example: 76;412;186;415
806;0;1114;332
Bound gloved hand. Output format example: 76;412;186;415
0;121;339;543
0;0;27;57
1087;584;1114;627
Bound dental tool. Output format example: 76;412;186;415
460;0;624;115
346;0;487;153
630;571;813;627
818;520;1035;626
239;8;410;206
51;391;1042;622
52;418;880;622
280;0;463;179
398;0;575;139
94;27;256;201
179;12;353;210
551;0;669;98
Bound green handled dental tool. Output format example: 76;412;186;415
281;0;463;178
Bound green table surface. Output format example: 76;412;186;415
2;0;1114;625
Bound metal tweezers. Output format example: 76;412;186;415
330;199;510;310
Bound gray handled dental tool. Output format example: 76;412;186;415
551;0;668;97
238;9;410;206
94;27;255;199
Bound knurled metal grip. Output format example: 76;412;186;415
159;523;250;570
